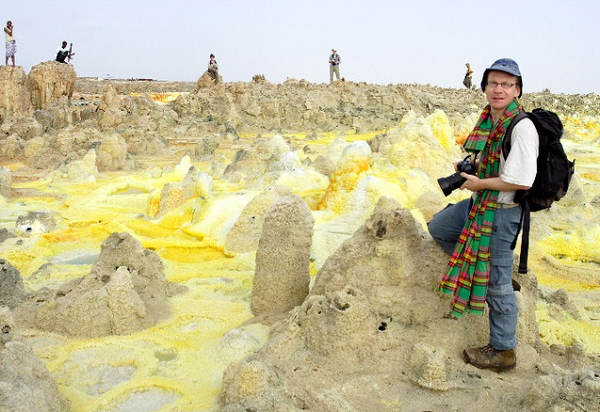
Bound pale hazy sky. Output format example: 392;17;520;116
6;0;598;94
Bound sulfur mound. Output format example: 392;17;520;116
15;232;172;337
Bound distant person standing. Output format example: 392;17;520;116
463;63;474;89
329;48;341;83
208;54;219;84
4;20;16;66
56;41;74;63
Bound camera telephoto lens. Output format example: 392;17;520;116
437;172;467;197
437;155;475;196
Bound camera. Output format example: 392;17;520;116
437;155;476;196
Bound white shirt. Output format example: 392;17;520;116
498;117;540;204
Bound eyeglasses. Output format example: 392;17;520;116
486;81;517;90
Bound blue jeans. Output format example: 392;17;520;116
428;198;521;350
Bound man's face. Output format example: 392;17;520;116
485;71;521;112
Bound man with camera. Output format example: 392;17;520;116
56;41;74;63
329;48;341;83
428;58;539;371
4;21;16;66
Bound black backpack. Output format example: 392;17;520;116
503;108;576;273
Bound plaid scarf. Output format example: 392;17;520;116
438;99;522;318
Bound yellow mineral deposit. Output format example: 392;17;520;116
1;110;599;411
129;92;181;104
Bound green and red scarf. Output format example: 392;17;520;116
438;99;522;317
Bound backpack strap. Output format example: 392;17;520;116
502;111;529;158
515;197;531;274
503;111;532;274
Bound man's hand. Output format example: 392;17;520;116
460;173;482;192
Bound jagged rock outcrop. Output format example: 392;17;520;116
526;360;600;411
68;77;600;143
2;74;598;177
195;134;221;158
0;307;70;412
250;194;314;317
14;232;172;337
221;134;293;184
172;78;491;136
96;86;179;131
0;65;31;121
194;71;223;91
21;124;133;173
0;117;44;163
0;260;26;309
27;61;76;110
50;149;99;182
218;197;598;412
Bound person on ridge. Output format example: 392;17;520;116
56;41;74;63
463;62;473;89
428;58;539;371
329;48;341;83
4;20;16;66
208;53;219;84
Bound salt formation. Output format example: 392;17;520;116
225;185;292;253
174;78;488;137
0;166;11;198
51;148;99;182
94;87;176;157
15;211;57;236
195;134;221;158
251;194;314;317
221;197;600;412
0;259;26;309
526;357;600;411
223;135;290;181
14;232;172;337
27;61;76;110
0;65;31;121
194;70;222;90
306;153;335;177
0;307;69;412
147;164;213;218
48;127;131;174
3;69;599;178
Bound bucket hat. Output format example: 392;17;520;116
481;58;523;97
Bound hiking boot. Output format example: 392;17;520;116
463;344;516;371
